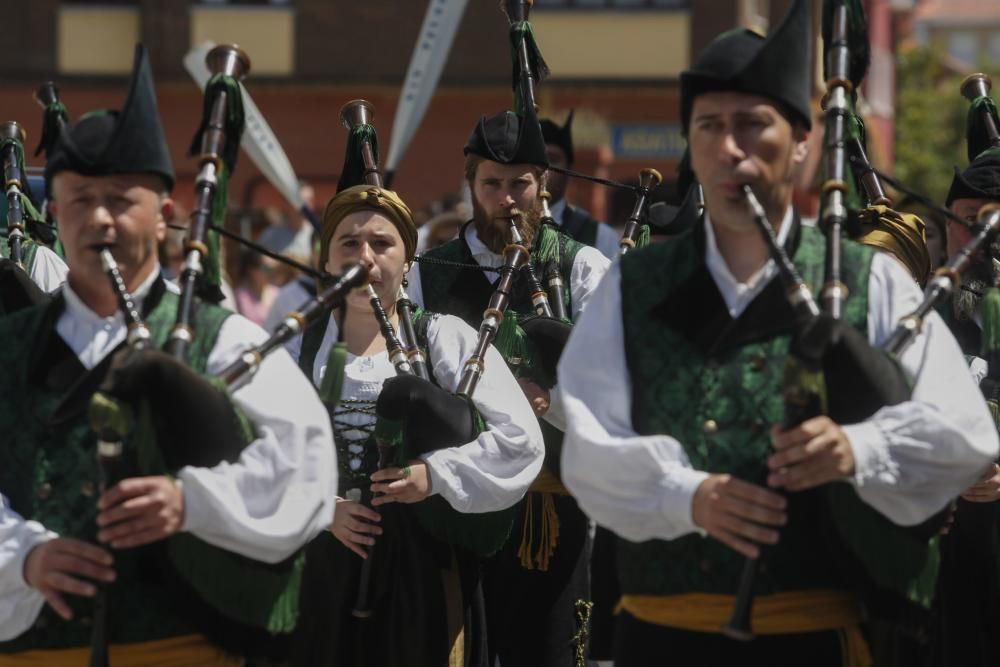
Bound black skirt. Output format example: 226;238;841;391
291;502;487;667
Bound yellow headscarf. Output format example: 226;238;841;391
856;205;930;286
320;185;417;262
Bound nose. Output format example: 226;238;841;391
359;242;376;269
719;130;746;166
91;204;115;227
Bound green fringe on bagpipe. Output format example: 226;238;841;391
35;101;68;157
534;222;562;266
188;74;246;304
508;21;550;114
636;223;651;251
128;387;303;634
494;308;527;369
979;286;1000;358
318;341;348;407
967;97;1000;163
337;123;380;192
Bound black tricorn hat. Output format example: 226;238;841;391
540;110;574;165
680;0;812;133
45;44;175;193
464;110;549;168
946;148;1000;207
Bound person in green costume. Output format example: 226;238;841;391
557;1;998;665
0;45;336;666
405;108;611;666
930;130;1000;667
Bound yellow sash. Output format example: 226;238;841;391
0;634;241;667
618;591;871;667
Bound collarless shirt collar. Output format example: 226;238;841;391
703;206;794;319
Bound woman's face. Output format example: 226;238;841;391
325;210;408;316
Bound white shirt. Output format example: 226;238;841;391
549;198;621;261
30;246;68;293
290;313;544;514
0;270;337;640
558;214;1000;544
406;222;611;432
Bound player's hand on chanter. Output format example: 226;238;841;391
371;460;432;506
767;416;855;492
331;498;382;559
692;474;787;559
24;537;115;620
96;476;184;549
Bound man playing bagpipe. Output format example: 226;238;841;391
405;110;610;666
557;1;999;665
0;45;336;665
288;179;544;666
930;83;1000;667
539;112;619;260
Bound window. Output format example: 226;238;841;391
947;31;978;66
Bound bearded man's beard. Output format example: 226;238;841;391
953;255;998;321
472;198;544;255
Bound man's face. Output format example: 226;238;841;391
470;160;543;253
51;172;171;298
948;197;997;321
688;91;808;232
544;144;569;204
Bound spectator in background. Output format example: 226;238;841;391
235;250;279;326
257;181;316;282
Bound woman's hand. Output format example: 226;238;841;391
370;460;432;506
330;497;382;559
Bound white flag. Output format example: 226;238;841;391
385;0;469;179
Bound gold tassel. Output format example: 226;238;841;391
517;491;536;569
572;599;594;667
517;492;562;571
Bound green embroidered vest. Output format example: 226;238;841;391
0;282;228;650
618;221;879;597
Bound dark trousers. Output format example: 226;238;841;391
482;493;590;667
614;611;846;667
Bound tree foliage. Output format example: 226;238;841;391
894;47;968;205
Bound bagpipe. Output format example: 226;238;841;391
166;45;249;359
0;121;51;315
723;0;944;641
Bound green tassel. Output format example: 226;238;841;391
980;286;1000;358
987;400;1000;430
199;163;226;304
88;392;134;441
493;309;526;371
508;21;550;114
337;123;380;192
533;223;561;266
967;97;1000;163
318;341;348;406
636;223;651;250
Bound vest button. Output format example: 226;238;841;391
702;419;719;435
750;354;767;372
749;419;766;436
80;481;96;497
36;483;52;501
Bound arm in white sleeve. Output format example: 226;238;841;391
29;246;68;293
418;315;544;514
843;252;999;525
558;264;709;542
0;498;58;640
568;246;611;322
177;314;337;563
541;384;567;433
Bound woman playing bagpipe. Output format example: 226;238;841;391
557;2;999;665
288;178;544;666
0;45;337;666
